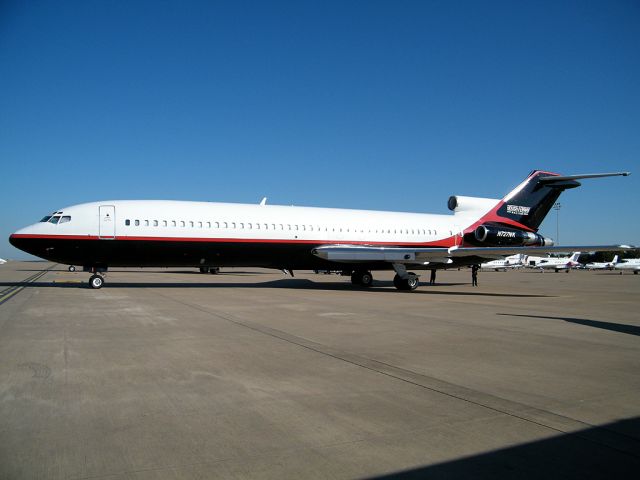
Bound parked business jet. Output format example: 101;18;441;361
535;252;582;272
585;255;618;270
9;170;634;290
0;258;6;265
614;258;640;274
481;254;526;271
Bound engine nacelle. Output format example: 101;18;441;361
472;225;553;247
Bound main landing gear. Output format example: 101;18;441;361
393;274;419;291
351;270;373;287
392;264;420;291
68;265;76;272
349;266;420;291
199;267;220;274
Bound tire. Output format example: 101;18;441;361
210;267;220;274
68;265;76;272
393;274;418;291
199;267;209;273
360;271;373;287
406;273;419;290
89;274;104;289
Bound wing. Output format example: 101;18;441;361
312;244;637;265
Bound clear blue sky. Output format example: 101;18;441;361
1;0;639;259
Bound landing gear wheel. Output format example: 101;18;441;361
199;267;209;273
393;273;419;291
68;265;76;272
406;273;419;290
210;267;220;274
89;274;104;289
351;270;373;287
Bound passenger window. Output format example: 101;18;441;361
163;220;167;227
144;220;149;226
223;222;228;228
240;223;244;229
180;221;185;227
135;220;140;226
198;222;202;228
59;216;71;224
215;222;219;228
125;219;131;226
153;220;158;226
255;223;260;229
189;221;194;227
172;221;176;227
207;222;211;228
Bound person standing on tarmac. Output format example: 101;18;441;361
471;265;479;286
430;269;436;285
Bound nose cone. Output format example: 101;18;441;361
9;231;28;253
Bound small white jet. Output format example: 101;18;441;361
585;255;618;270
481;254;527;271
536;252;582;272
0;258;6;264
614;258;640;274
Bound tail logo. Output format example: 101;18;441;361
506;204;531;216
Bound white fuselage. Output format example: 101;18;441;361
480;254;526;270
13;200;484;247
534;253;581;271
614;259;640;273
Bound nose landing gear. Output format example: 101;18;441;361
85;266;108;289
89;274;104;289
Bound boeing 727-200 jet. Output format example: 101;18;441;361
9;170;635;290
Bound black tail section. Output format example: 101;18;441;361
495;170;580;231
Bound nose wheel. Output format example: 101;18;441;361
89;274;104;289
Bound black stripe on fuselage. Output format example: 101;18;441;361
9;237;486;271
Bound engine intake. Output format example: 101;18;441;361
472;225;553;247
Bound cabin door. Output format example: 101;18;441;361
453;224;463;246
99;205;116;239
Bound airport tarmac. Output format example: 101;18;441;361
1;262;639;479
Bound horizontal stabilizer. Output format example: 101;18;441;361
538;172;630;183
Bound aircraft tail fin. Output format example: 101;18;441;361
612;255;619;264
480;170;629;232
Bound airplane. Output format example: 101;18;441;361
613;258;640;274
0;258;6;264
8;170;635;290
480;254;527;271
585;255;618;270
535;252;582;272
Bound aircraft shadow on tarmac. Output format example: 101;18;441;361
0;279;554;297
498;313;640;337
367;417;640;480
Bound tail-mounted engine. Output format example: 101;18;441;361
468;225;553;247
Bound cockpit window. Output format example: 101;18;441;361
59;216;71;224
40;216;52;222
49;216;62;224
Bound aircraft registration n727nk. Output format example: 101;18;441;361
9;170;636;290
